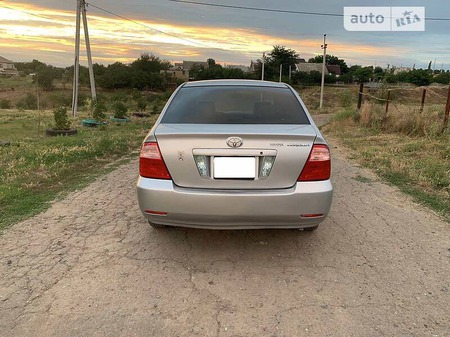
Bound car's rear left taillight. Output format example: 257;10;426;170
298;144;331;181
139;142;171;179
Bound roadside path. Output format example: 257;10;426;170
0;114;448;337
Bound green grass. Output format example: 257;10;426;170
353;174;373;184
324;120;450;222
0;109;158;230
0;76;34;89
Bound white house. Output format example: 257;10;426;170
0;56;19;77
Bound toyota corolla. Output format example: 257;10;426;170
136;80;333;230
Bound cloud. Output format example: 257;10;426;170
0;1;442;69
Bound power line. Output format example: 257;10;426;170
85;2;218;49
169;0;343;17
84;1;265;56
2;4;74;24
168;0;450;21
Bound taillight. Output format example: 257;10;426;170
139;142;171;179
298;144;331;181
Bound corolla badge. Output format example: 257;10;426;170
226;137;243;148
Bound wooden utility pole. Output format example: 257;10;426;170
72;0;97;117
319;34;327;110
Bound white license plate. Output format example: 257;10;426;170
213;157;256;179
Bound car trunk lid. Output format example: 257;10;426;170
153;123;317;189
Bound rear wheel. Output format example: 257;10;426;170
302;225;319;232
147;220;167;228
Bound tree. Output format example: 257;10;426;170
405;69;432;86
207;58;216;68
373;66;384;81
265;45;300;80
434;72;450;84
353;66;373;83
130;53;169;73
308;54;349;73
33;64;62;91
97;62;131;89
223;67;246;79
189;64;207;80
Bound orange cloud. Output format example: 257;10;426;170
0;2;401;66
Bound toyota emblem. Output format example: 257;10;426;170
226;137;243;148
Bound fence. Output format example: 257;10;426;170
357;84;450;134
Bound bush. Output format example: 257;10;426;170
112;101;128;119
92;100;107;121
47;92;71;108
16;92;37;110
53;106;70;130
0;99;11;109
339;90;353;108
136;98;147;111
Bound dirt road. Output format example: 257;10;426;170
1;116;449;337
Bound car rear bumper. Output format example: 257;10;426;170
136;177;333;229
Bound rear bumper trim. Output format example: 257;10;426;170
137;177;333;229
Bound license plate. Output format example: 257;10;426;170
213;157;256;179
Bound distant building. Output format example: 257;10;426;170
160;69;189;81
180;61;208;71
326;65;342;76
0;56;19;77
162;60;210;81
295;63;329;75
393;67;412;75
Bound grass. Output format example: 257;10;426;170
324;108;450;222
353;174;373;184
0;109;159;230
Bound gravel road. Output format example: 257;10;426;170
1;115;449;337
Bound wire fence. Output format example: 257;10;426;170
357;84;450;134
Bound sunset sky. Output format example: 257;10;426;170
1;0;449;69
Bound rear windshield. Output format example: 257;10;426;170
161;86;310;124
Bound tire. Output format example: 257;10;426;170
147;220;167;228
45;128;78;136
303;225;319;232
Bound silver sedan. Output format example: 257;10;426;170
136;80;332;230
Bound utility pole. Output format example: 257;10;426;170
72;0;81;117
72;0;97;117
261;52;265;81
319;34;327;110
81;1;97;101
279;64;283;83
289;65;292;81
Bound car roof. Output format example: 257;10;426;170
183;79;290;88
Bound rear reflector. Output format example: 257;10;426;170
301;214;324;218
139;142;171;179
298;144;331;181
145;210;168;216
